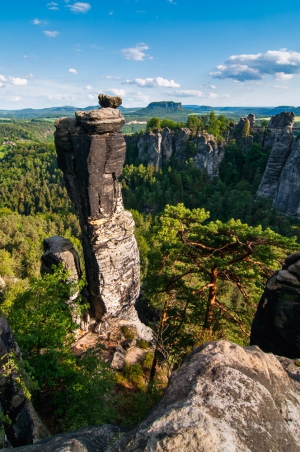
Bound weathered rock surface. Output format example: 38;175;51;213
130;128;223;177
54;97;151;340
8;340;300;451
109;340;300;452
4;424;125;452
98;94;122;109
272;134;300;216
0;315;49;447
232;115;251;147
251;251;300;357
41;236;82;281
257;112;295;200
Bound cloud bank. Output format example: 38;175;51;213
123;77;180;88
0;75;28;86
211;50;300;82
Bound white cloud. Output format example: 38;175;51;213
0;82;4;88
121;43;152;61
43;30;60;37
210;84;217;89
172;89;205;97
123;76;180;88
87;94;95;100
0;74;28;86
275;72;294;80
85;85;93;90
11;96;22;102
69;68;78;74
108;88;126;97
9;77;28;86
166;89;222;99
47;2;59;10
211;50;300;82
102;75;122;80
33;18;47;25
67;2;91;13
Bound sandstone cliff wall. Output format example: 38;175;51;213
125;128;224;177
256;112;300;217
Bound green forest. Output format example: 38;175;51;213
0;117;299;438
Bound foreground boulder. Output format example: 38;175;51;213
251;251;300;357
4;424;125;452
108;340;300;451
7;340;300;451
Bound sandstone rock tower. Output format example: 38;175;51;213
54;95;151;338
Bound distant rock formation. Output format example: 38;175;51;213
126;128;224;177
0;315;49;447
251;250;300;357
257;112;295;201
272;134;300;216
41;236;82;281
147;101;183;109
54;95;151;340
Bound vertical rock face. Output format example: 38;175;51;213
273;134;300;216
0;315;49;447
257;111;295;200
250;251;300;358
54;96;150;338
133;128;223;177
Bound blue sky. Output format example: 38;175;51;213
1;0;300;109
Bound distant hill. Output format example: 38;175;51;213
1;103;300;121
127;101;192;121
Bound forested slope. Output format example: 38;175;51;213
0;117;299;440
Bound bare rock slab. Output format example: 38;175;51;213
109;340;300;452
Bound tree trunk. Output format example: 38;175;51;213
148;295;169;389
203;264;217;329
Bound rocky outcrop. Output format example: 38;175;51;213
109;340;300;451
9;340;300;451
41;236;82;281
132;128;223;177
4;424;125;452
251;251;300;357
54;96;151;340
232;115;251;147
272;134;300;216
0;315;49;447
257;111;295;201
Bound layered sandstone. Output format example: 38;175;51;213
128;128;223;177
54;95;151;339
256;112;295;200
